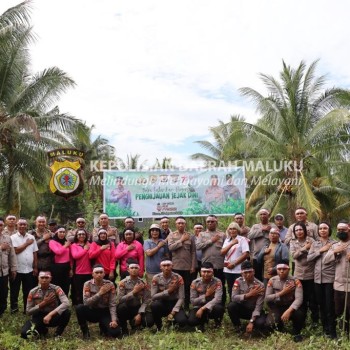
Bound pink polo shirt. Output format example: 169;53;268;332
70;243;92;275
115;240;144;277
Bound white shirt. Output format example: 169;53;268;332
11;232;38;273
223;235;250;274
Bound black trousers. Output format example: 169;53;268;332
188;304;225;327
227;302;265;329
266;305;305;335
10;272;35;312
51;262;71;297
225;273;240;302
150;300;188;329
21;309;71;338
173;269;194;309
117;303;154;329
334;289;350;334
300;279;318;323
0;275;9;315
72;274;91;305
315;283;336;336
75;304;121;338
252;259;263;282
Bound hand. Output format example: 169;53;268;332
64;241;71;248
304;241;312;250
43;313;52;324
158;241;166;248
246;322;254;333
43;233;52;241
133;282;145;295
196;307;205;319
84;244;90;250
1;242;10;250
101;244;110;250
211;234;220;243
319;243;332;253
205;284;216;298
180;233;190;242
167;280;179;294
40;293;56;307
333;244;348;254
281;308;293;322
99;283;113;295
109;320;118;328
26;238;34;246
167;312;175;321
11;271;17;280
280;281;295;296
247;285;265;298
127;244;136;251
230;239;238;246
262;225;271;232
134;313;142;326
32;268;38;276
264;248;271;254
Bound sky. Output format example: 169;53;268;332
1;0;350;169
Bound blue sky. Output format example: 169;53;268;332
2;0;350;168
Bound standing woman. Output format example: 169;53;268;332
49;226;72;296
144;224;169;284
307;222;337;338
70;229;92;305
115;229;144;280
290;221;318;324
89;228;116;282
220;222;250;298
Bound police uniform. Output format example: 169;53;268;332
188;277;224;328
265;275;305;335
151;272;188;329
117;276;154;331
20;283;71;338
227;276;265;330
75;278;121;338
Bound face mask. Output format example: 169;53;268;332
336;231;348;241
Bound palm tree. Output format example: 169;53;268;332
117;154;148;170
191;115;250;167
0;1;80;215
194;60;350;221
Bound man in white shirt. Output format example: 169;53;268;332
10;218;38;314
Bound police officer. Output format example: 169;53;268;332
188;262;224;330
227;261;265;334
265;263;305;342
117;261;154;335
75;264;121;339
20;271;71;339
150;260;188;330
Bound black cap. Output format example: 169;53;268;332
48;219;57;225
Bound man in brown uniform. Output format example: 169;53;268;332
168;216;196;309
265;263;305;342
92;213;119;245
75;264;121;339
150;260;188;330
234;213;250;237
20;271;71;339
117;261;154;335
196;215;226;304
248;209;276;281
0;217;17;316
188;262;224;330
227;261;265;334
3;214;17;236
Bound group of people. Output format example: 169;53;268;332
0;209;349;342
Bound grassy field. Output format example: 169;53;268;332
1;310;349;350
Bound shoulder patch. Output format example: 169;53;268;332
295;279;302;288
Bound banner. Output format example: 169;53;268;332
103;167;245;219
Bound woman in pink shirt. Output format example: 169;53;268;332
115;229;144;279
71;229;92;305
49;226;72;296
89;228;116;281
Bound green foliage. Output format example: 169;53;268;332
105;203;139;218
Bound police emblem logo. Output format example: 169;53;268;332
48;149;85;199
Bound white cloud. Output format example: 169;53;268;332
1;0;350;165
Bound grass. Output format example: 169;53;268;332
1;310;350;350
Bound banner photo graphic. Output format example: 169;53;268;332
103;167;245;219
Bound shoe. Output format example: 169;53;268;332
81;327;90;340
293;334;303;343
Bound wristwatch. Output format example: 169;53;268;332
249;319;254;323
